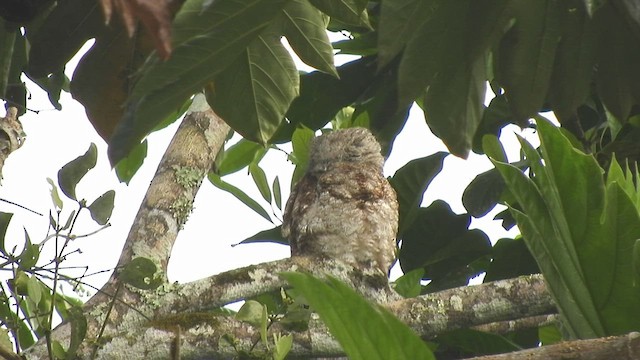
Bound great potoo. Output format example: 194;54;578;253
282;127;399;275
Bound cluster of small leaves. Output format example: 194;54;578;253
232;288;304;360
0;143;114;359
491;117;640;339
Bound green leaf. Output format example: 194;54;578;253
594;3;640;121
422;52;486;158
51;341;66;359
208;173;272;223
378;0;438;69
281;272;435;360
0;328;12;357
249;163;272;203
26;0;102;78
283;0;337;77
114;140;148;184
484;238;539;282
397;0;470;107
308;0;370;27
284;56;378;134
462;168;506;218
388;152;448;236
472;95;519;153
393;268;424;298
583;0;607;16
481;135;508;163
28;69;68;110
87;190;115;225
26;276;41;305
539;324;562;345
206;33;299;145
333;32;378;56
273;176;282;210
109;0;289;163
547;2;597;119
398;201;492;288
493;160;601;338
290;126;316;185
233;226;288;246
273;333;293;360
19;232;39;269
60;210;75;231
494;0;561;121
2;30;27;114
235;300;266;328
119;257;163;290
0;211;13;256
436;329;521;357
216;139;266;177
634;239;640;281
58;143;98;201
46;178;64;210
70;22;153;140
494;117;640;338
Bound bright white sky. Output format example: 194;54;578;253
0;33;540;299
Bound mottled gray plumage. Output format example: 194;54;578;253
282;127;399;274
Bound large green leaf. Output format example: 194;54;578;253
26;0;102;78
547;1;597;119
422;52;486;158
389;152;448;237
397;0;469;107
398;201;492;290
215;139;267;177
494;0;561;121
594;3;640;122
492;117;640;338
0;28;27;114
109;0;288;163
462;168;506;218
70;24;154;140
282;0;337;77
281;272;435;360
308;0;370;27
435;329;521;358
206;31;299;145
493;154;602;338
350;57;410;157
283;56;378;138
378;0;439;69
483;238;539;282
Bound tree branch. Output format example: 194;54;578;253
467;332;640;360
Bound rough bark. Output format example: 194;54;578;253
468;332;640;360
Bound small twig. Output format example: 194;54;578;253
0;198;43;216
92;283;122;359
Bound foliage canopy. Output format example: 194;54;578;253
1;0;640;358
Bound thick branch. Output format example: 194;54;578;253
113;96;229;274
468;332;640;360
86;96;229;310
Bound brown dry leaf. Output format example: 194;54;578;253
99;0;172;59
